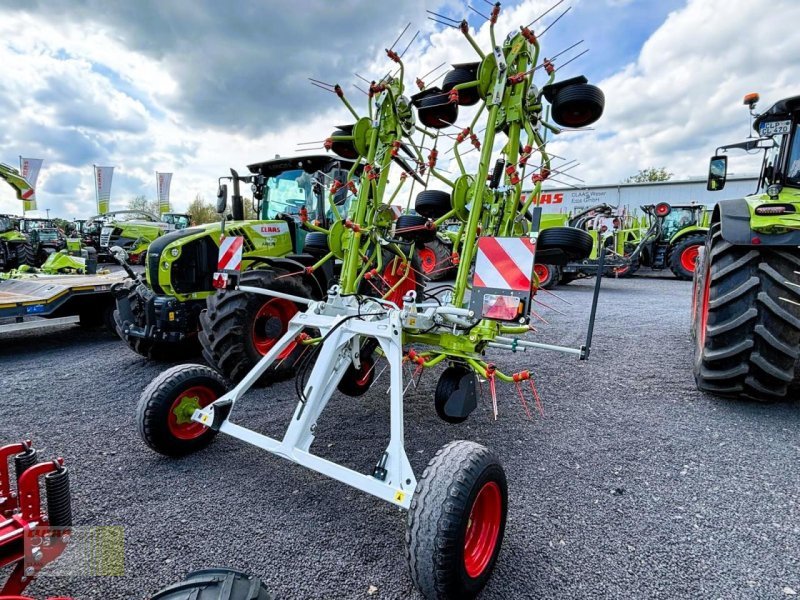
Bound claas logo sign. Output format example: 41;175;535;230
520;193;564;204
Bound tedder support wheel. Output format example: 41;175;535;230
693;224;800;401
137;364;229;456
337;354;376;397
668;234;706;280
407;441;507;599
533;263;560;289
419;239;453;281
150;567;273;599
434;366;478;424
199;269;312;384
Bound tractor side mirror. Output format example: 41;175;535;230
216;184;228;213
707;156;727;191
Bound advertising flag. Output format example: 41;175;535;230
156;172;172;214
94;165;114;214
19;157;43;212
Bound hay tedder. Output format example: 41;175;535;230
137;3;605;597
0;440;72;598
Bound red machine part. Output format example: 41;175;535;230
0;446;71;598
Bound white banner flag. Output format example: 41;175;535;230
19;157;43;212
157;172;172;214
94;165;114;214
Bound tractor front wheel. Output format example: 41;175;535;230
407;441;507;600
534;263;560;289
669;234;706;280
199;269;311;384
137;364;228;456
16;242;35;268
693;224;800;400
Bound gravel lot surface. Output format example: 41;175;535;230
2;271;798;599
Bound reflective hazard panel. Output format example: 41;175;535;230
470;237;536;322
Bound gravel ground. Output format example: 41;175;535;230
2;271;799;599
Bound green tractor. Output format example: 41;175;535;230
692;93;800;401
0;164;36;271
113;155;356;365
99;210;192;264
19;218;67;265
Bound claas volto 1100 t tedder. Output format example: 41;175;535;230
136;4;606;598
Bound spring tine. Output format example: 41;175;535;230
468;5;490;20
400;30;420;58
538;286;573;305
549;39;584;62
426;9;461;23
526;0;565;28
534;298;567;316
308;77;335;88
354;72;372;84
428;16;458;29
388;22;412;52
420;61;448;81
353;84;369;96
538;6;572;37
310;81;336;93
555;47;589;71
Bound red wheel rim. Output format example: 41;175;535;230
464;481;502;579
680;245;700;273
167;385;217;440
381;258;418;306
418;247;437;274
354;359;373;388
252;298;298;356
699;266;711;348
533;263;550;286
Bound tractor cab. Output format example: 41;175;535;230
161;213;192;230
655;205;706;241
0;215;13;234
19;218;66;264
246;155;358;253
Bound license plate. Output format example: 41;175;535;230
759;119;792;137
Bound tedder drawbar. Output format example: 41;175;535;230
137;3;605;598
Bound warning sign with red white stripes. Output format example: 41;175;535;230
218;235;244;272
470;237;536;322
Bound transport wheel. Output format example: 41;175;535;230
419;240;452;281
550;83;605;128
362;251;426;306
137;364;228;456
337;354;376;397
200;269;311;384
395;214;437;243
417;93;459;129
537;227;593;262
434;366;478;424
415;190;452;219
150;567;273;599
668;234;706;280
533;263;560;289
329;127;358;159
693;224;800;401
407;440;507;599
303;231;329;256
442;68;480;106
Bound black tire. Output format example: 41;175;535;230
151;567;273;600
693;225;800;401
538;227;593;263
337;355;375;397
15;241;35;267
199;269;311;384
303;231;329;256
442;68;480;106
329;128;358;159
407;440;507;599
559;273;578;285
137;364;228;456
415;190;452;219
690;245;707;341
533;263;561;289
395;215;437;243
417;94;459;129
418;239;453;281
668;234;706;280
550;83;605;128
434;366;478;424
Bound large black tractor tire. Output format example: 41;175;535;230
151;568;273;600
16;242;35;268
407;440;507;599
395;214;437;243
537;227;593;264
668;234;706;280
199;269;312;384
415;190;452;219
418;239;453;281
442;68;480;106
693;224;800;401
137;364;228;457
550;83;605;128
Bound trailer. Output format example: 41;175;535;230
0;271;128;334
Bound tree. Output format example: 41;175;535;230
186;194;218;224
623;167;674;183
127;194;160;216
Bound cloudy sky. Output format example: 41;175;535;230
0;0;796;218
